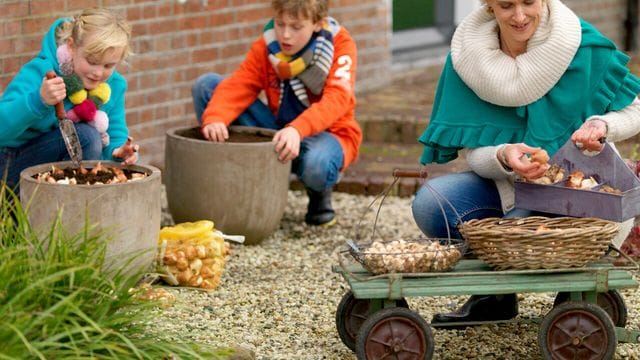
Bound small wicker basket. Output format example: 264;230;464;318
459;216;619;270
348;238;467;275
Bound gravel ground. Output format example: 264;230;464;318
150;189;640;360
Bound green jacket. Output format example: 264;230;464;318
419;20;640;165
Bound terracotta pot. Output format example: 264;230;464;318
165;126;290;245
19;160;161;275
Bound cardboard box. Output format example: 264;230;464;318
514;141;640;222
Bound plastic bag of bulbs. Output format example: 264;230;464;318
157;220;238;291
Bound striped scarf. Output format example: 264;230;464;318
264;17;340;108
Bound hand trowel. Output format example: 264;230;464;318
46;71;83;167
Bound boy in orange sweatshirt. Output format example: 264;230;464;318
192;0;362;226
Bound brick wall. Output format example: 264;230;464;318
564;0;628;46
0;0;390;167
0;0;636;167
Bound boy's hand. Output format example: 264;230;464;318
40;74;66;105
112;136;139;165
272;127;300;163
202;122;229;142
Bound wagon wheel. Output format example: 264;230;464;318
553;290;627;327
539;302;617;360
335;291;409;351
355;307;434;360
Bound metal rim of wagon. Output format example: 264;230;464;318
355;307;434;360
553;290;628;327
539;301;617;360
335;291;409;351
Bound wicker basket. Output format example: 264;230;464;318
459;217;619;270
349;238;467;275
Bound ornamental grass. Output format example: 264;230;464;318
0;185;231;360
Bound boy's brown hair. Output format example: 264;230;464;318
271;0;328;23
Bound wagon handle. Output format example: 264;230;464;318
390;167;464;240
392;168;428;179
608;244;640;270
353;166;462;246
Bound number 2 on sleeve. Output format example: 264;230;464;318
334;55;352;81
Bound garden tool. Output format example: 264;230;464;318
46;71;82;168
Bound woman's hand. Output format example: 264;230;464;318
40;75;66;105
571;119;607;151
112;136;139;165
501;143;549;180
272;127;301;163
201;122;228;142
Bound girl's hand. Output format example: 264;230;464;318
40;74;66;105
112;136;139;165
571;119;607;151
501;143;549;180
272;127;300;163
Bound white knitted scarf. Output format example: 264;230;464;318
451;0;581;106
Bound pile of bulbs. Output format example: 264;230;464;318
361;239;462;274
530;164;622;194
130;283;176;308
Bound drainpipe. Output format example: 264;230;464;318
625;0;639;52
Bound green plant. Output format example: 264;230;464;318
0;185;232;360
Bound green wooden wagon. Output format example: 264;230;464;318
333;251;640;359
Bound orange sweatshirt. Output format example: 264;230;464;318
201;27;362;170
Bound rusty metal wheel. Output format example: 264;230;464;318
539;302;616;360
553;290;627;327
355;307;433;360
335;291;409;351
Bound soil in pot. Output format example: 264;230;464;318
32;163;147;185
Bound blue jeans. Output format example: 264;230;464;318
0;123;102;190
412;171;550;239
412;171;503;239
192;73;344;191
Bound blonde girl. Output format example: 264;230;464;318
0;8;138;191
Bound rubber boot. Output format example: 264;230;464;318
431;294;518;329
304;188;336;226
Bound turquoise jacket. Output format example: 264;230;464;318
0;18;128;160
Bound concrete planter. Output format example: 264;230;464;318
20;161;161;274
165;126;290;245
